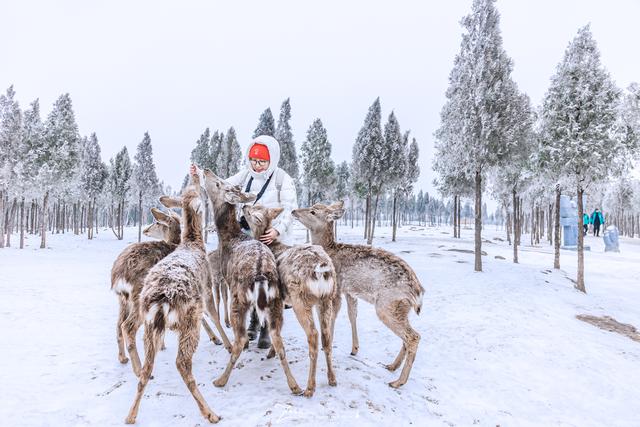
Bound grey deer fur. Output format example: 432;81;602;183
200;168;301;394
125;175;226;424
293;200;425;388
111;208;222;377
243;204;340;397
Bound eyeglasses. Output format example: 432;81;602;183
249;159;269;167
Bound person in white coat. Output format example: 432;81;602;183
191;134;297;349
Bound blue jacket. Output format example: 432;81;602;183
583;213;590;224
590;210;604;225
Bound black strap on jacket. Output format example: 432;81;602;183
244;172;274;205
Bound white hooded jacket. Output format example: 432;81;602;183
225;135;298;245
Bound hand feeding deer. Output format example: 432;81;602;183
111;207;223;377
293;201;424;388
243;204;340;397
125;174;227;424
199;167;301;394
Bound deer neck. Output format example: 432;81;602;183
212;201;242;242
181;207;204;248
310;224;336;249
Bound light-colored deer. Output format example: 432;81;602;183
292;201;424;388
125;175;225;424
111;208;222;377
243;204;340;397
200;168;301;394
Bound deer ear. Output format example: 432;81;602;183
167;209;181;221
239;191;257;204
160;196;182;208
327;208;345;221
150;207;170;225
223;192;243;204
331;200;345;210
269;207;284;220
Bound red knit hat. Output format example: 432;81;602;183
249;143;270;161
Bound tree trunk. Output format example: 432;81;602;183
138;190;143;243
554;185;561;269
453;195;458;238
392;193;398;242
506;210;512;245
40;192;49;249
513;189;518;264
364;193;371;240
367;193;380;245
19;197;25;249
474;171;483;272
576;184;586;293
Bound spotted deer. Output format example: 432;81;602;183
111;208;222;377
293;201;424;388
243;204;340;397
199;168;301;394
125;175;226;424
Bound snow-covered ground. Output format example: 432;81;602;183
1;223;639;427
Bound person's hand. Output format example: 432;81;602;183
260;228;279;245
189;164;198;176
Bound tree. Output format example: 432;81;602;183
384;112;407;242
80;133;108;239
300;118;336;205
275;98;299;180
134;132;160;242
335;161;351;226
539;25;625;292
224;127;242;176
435;0;522;271
0;86;23;247
253;107;275;138
191;128;213;170
109;146;132;240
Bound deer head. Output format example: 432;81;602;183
201;168;256;206
292;201;345;234
143;207;181;243
242;204;283;238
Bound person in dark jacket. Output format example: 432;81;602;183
590;208;605;237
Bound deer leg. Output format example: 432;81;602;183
269;299;302;394
123;311;143;377
375;299;420;388
176;311;220;423
201;317;222;345
221;278;231;328
214;303;248;387
203;284;231;352
291;301;318;397
346;294;359;356
117;298;129;364
318;300;337;387
125;322;160;424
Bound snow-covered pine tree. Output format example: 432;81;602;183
300;118;336;205
435;0;522;270
0;86;24;248
539;25;625;292
109;146;132;240
253;107;275;138
384;112;407;242
224;127;242;176
275;98;299;180
191;128;213;170
80;133;107;239
335;161;351;224
134;132;160;242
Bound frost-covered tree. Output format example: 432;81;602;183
0;86;23;247
80;133;108;239
109;146;132;240
539;25;625;292
384;112;407;241
301;118;335;205
253;107;275;138
435;0;522;271
191;128;214;170
224;126;242;176
134;132;160;242
275;98;299;180
334;161;351;225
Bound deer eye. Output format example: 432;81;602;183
310;210;316;215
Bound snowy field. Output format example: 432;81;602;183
1;223;639;427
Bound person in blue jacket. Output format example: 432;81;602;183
582;213;590;236
590;208;605;237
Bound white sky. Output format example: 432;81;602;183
3;0;639;195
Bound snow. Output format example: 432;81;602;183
1;224;639;426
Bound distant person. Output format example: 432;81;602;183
582;213;590;236
191;135;297;350
590;208;605;237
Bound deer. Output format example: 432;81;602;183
292;201;425;388
242;204;340;397
125;174;226;424
111;207;222;377
199;167;302;394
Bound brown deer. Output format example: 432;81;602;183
199;168;301;394
243;204;340;397
292;201;424;388
111;208;222;377
125;175;225;424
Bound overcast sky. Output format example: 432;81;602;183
3;0;639;194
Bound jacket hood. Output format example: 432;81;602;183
245;135;281;179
